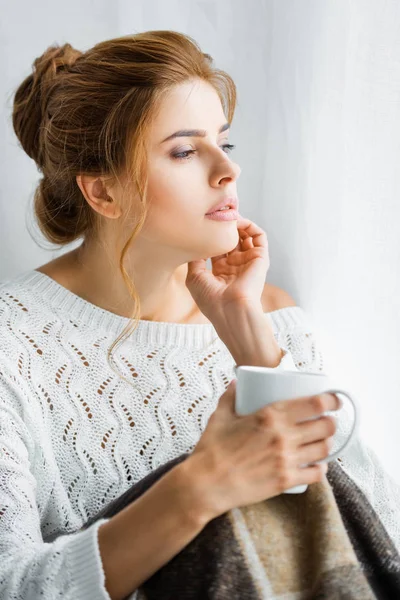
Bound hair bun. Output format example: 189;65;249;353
12;43;82;168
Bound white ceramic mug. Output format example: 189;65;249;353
234;365;359;494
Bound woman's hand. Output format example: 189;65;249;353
186;216;270;321
184;380;339;522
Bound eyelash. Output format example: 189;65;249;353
172;144;236;161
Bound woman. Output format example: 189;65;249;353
1;30;399;600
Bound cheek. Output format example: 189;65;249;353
148;160;204;205
146;172;204;223
144;201;201;244
143;164;239;254
143;205;240;259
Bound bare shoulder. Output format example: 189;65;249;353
261;283;297;313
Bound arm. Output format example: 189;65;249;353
98;292;304;598
97;463;209;600
0;370;208;600
214;300;284;367
0;371;112;600
212;298;295;369
213;284;328;372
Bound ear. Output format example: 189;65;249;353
76;174;122;219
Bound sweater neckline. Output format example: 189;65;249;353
8;269;304;348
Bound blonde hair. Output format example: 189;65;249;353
12;31;237;384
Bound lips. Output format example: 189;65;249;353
206;196;238;215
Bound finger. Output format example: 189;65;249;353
229;235;251;251
241;236;254;250
290;462;328;489
237;221;268;249
210;242;241;267
294;415;337;446
218;379;238;416
274;393;341;424
226;247;267;266
211;253;229;262
186;259;207;279
210;254;233;270
296;437;334;466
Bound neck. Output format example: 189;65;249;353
37;240;209;325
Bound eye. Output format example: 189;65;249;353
171;143;236;161
221;143;236;154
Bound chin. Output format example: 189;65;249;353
206;232;240;258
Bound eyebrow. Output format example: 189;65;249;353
161;122;230;143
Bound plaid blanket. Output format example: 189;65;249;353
83;453;400;599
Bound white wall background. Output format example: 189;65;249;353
1;0;400;484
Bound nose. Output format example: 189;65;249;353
210;154;241;188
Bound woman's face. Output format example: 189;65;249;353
136;79;242;262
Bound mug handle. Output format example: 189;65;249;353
311;388;359;464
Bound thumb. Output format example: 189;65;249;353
217;378;237;415
186;259;207;280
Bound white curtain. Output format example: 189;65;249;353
1;0;399;483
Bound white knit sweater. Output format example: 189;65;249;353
0;269;399;600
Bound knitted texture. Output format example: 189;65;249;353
0;269;399;599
